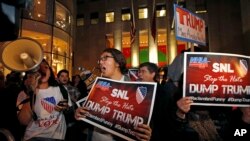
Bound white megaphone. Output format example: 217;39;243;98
0;37;44;72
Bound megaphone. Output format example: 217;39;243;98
0;37;44;72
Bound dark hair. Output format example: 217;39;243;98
139;62;159;82
102;48;128;74
72;74;81;81
72;74;88;98
41;59;58;86
57;69;69;78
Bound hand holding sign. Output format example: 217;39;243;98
76;77;156;141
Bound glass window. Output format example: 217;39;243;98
21;19;52;54
138;8;148;19
122;32;131;67
157;29;167;66
77;14;84;26
121;8;130;21
52;27;71;74
22;0;53;24
77;18;84;26
90;12;99;24
106;12;114;23
105;34;114;48
156;4;166;17
55;2;72;33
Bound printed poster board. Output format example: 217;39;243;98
183;52;250;107
78;77;157;140
174;4;206;46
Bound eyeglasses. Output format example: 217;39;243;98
97;55;114;64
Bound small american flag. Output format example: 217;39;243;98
136;86;147;104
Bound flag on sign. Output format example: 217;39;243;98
136;86;147;104
130;0;136;45
151;0;156;42
239;59;248;77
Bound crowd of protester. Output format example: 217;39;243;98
0;48;249;141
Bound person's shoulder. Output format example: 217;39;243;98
155;83;173;99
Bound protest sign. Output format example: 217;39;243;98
79;77;157;140
183;52;250;107
174;4;206;46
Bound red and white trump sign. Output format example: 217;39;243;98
80;77;157;141
174;4;206;46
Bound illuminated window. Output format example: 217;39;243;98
121;8;131;21
122;32;131;67
156;4;166;17
138;8;148;19
22;0;53;23
106;12;114;23
90;12;99;24
52;28;70;73
55;2;72;32
157;29;167;66
77;14;84;26
105;34;114;48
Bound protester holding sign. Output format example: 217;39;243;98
75;48;152;141
175;52;250;141
138;62;200;141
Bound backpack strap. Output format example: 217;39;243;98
28;91;37;120
16;97;30;111
58;84;69;100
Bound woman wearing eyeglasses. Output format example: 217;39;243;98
75;48;152;141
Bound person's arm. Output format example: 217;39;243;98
17;101;33;126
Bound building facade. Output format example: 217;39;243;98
75;0;250;75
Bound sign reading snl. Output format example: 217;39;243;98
183;52;250;107
80;77;157;141
174;4;206;46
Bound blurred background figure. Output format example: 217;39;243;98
72;74;88;99
158;66;169;86
0;71;23;141
57;69;87;141
79;67;99;93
